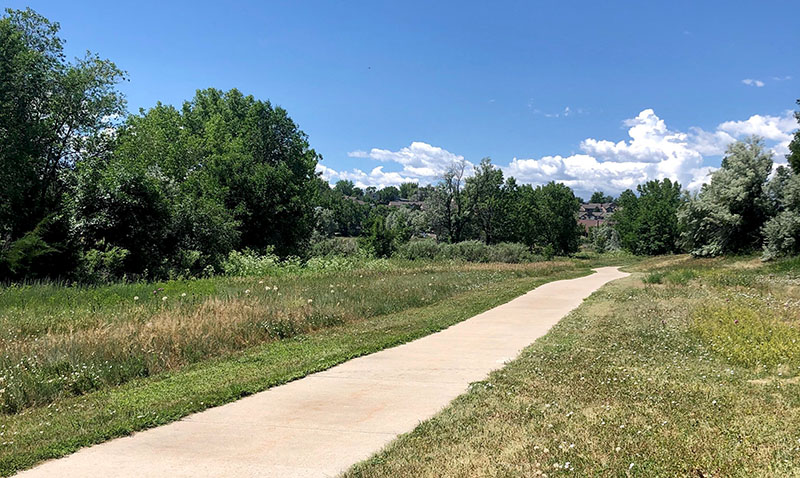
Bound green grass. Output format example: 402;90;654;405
344;256;800;478
0;260;591;476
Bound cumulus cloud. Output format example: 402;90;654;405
742;78;765;87
346;141;472;183
504;109;795;198
319;109;797;198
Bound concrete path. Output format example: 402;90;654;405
17;267;628;478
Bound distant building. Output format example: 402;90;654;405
578;202;616;231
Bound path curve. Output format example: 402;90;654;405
16;267;628;478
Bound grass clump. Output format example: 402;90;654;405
694;302;800;369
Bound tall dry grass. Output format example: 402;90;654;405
0;261;577;413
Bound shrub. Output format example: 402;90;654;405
443;240;491;262
487;242;532;263
221;249;281;276
310;237;362;258
762;210;800;260
78;241;131;283
395;239;442;260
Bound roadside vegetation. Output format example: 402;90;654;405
345;256;800;477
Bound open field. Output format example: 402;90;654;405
0;259;597;476
345;256;800;477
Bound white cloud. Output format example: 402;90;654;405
316;164;420;190
323;109;797;198
346;141;472;183
504;109;796;198
691;111;796;156
742;78;765;87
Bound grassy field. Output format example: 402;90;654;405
0;259;596;476
345;256;800;478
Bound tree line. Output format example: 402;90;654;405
0;8;584;282
2;8;799;283
591;129;800;260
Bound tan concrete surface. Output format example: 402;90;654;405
16;267;628;478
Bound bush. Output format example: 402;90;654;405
395;239;536;264
310;237;362;258
487;242;533;263
395;239;442;260
762;211;800;260
221;249;281;276
77;241;130;283
442;240;491;262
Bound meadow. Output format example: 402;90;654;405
0;258;593;476
345;256;800;477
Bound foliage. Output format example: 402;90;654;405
220;249;281;276
589;222;620;253
309;237;363;258
589;191;614;203
679;138;774;256
613;179;683;255
0;8;126;243
464;158;508;243
395;239;536;263
788;99;800;174
361;214;396;258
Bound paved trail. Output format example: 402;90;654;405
17;267;628;478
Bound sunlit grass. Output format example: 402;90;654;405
0;259;595;476
0;261;579;414
345;256;800;478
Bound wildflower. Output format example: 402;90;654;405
181;292;187;297
629;463;634;470
162;296;168;301
265;286;271;291
133;296;139;301
307;299;313;304
258;280;264;284
245;289;250;294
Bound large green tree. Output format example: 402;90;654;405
511;181;582;255
788;99;800;174
110;88;320;258
678;137;774;256
612;179;683;255
0;8;125;242
425;160;469;242
464;158;508;244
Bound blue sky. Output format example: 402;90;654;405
10;0;800;197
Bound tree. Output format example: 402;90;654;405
678;137;773;256
464;158;507;244
762;166;800;259
377;186;400;204
788;99;800;174
334;180;356;197
589;191;614;203
0;8;126;244
115;88;320;257
612;179;683;255
534;182;583;255
361;213;395;258
425;160;469;242
510;182;582;255
398;182;419;199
